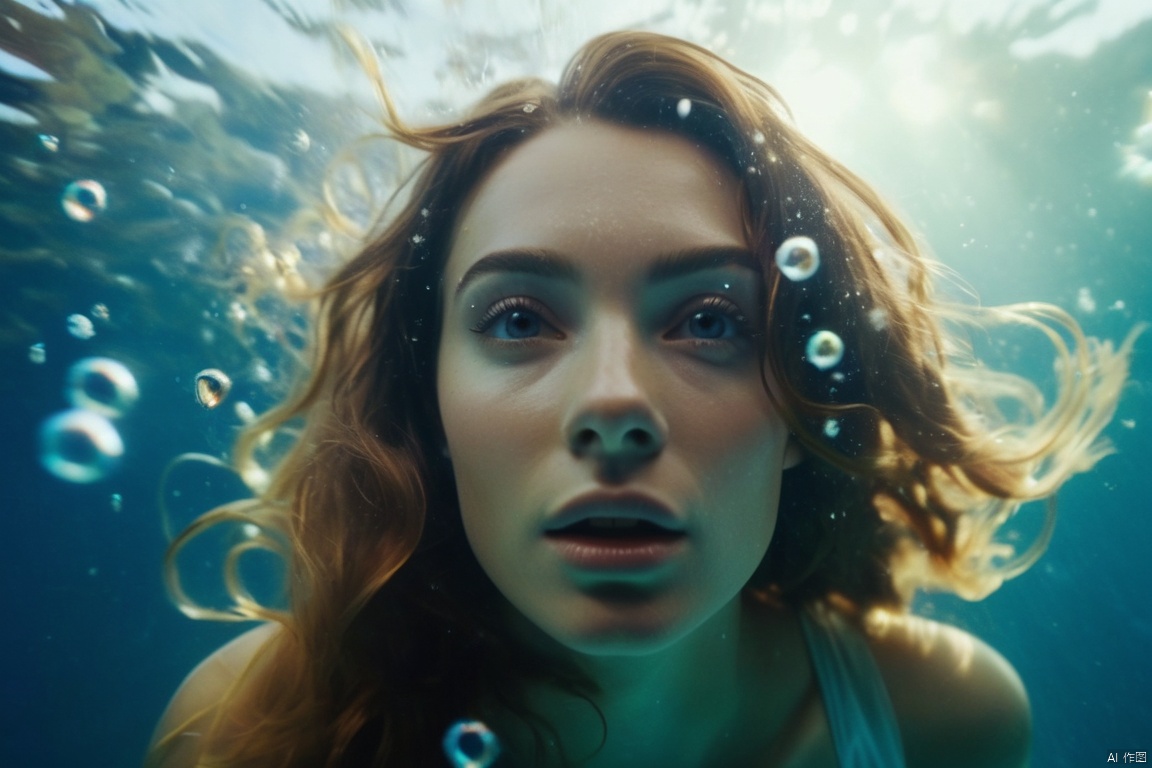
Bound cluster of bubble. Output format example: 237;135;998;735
442;719;501;768
39;357;139;483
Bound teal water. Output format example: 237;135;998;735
2;1;1150;766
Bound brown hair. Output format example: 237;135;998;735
151;30;1140;767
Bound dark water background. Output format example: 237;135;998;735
1;1;1150;767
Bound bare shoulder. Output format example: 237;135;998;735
145;623;281;768
865;612;1031;768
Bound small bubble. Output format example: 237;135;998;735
421;207;431;218
110;493;122;512
38;133;59;152
442;720;501;768
234;401;256;424
29;342;46;364
823;418;841;438
867;307;888;331
289;128;311;153
242;523;260;538
1076;286;1096;314
61;179;107;222
90;303;110;321
1121;418;1135;429
251;362;273;383
522;102;537;113
67;357;139;417
676;98;692;119
752;130;766;145
67;313;95;340
775;236;820;281
88;567;98;576
1109;299;1126;311
806;330;845;370
194;368;233;409
411;234;425;245
39;409;124;483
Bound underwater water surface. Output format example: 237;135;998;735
1;1;1150;767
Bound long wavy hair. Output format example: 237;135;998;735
150;30;1139;768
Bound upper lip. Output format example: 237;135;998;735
543;490;687;534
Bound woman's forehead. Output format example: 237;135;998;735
445;120;747;286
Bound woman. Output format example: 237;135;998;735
147;31;1138;768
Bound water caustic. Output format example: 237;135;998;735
442;720;501;768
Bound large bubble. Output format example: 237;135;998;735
806;330;845;370
66;357;140;417
442;720;501;768
775;236;820;281
61;179;107;222
39;409;124;483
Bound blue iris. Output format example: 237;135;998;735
687;310;734;339
492;310;541;339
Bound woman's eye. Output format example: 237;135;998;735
471;297;558;341
671;297;749;343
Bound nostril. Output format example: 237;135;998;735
573;428;598;452
626;428;653;448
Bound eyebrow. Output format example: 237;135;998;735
454;245;758;297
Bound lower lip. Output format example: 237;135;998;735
545;534;688;571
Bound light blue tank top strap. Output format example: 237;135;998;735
798;603;907;768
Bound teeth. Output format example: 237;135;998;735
589;517;640;528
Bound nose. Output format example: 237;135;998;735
564;320;666;473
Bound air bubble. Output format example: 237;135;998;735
234;401;256;424
823;418;841;438
110;493;123;512
290;128;311;154
67;313;95;339
38;133;59;152
522;102;537;113
752;130;766;145
91;302;110;321
66;357;140;417
411;234;425;245
39;409;124;483
194;368;232;409
676;98;692;119
442;720;501;768
61;179;107;222
806;330;844;370
775;236;820;281
29;342;46;364
867;307;888;330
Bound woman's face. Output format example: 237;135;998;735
437;120;796;656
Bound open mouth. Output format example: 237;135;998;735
545;517;686;540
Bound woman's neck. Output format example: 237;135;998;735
486;596;806;767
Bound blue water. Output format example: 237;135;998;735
2;1;1150;766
